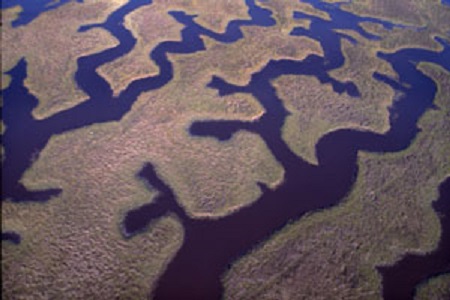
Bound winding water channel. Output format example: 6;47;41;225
378;178;450;300
2;0;450;299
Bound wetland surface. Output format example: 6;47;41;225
2;0;450;299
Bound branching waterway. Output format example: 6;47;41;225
2;0;450;299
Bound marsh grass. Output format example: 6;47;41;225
2;53;285;294
2;5;291;291
2;153;184;299
340;0;450;46
3;0;449;298
274;57;392;164
223;63;450;300
98;1;322;95
257;0;330;31
95;3;184;96
154;0;251;34
187;26;322;87
2;204;183;299
415;273;450;300
96;0;253;96
1;1;125;119
276;15;446;167
340;0;435;25
14;41;283;218
359;22;447;52
1;6;22;90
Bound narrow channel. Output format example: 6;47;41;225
378;178;450;300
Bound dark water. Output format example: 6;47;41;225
1;231;21;244
1;0;274;203
131;2;450;300
146;45;449;300
2;0;450;299
291;0;407;70
1;0;83;27
378;178;450;300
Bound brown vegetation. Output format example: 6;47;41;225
2;2;290;295
1;3;289;297
223;63;450;300
187;26;322;87
359;22;447;53
95;4;183;96
96;0;253;96
341;0;448;26
2;167;183;299
1;7;21;90
3;0;449;298
340;0;450;51
153;0;251;34
267;0;449;165
257;0;330;31
16;44;283;218
415;274;450;300
2;54;284;297
1;1;125;119
274;63;392;164
98;6;322;96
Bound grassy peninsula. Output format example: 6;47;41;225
2;1;126;119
